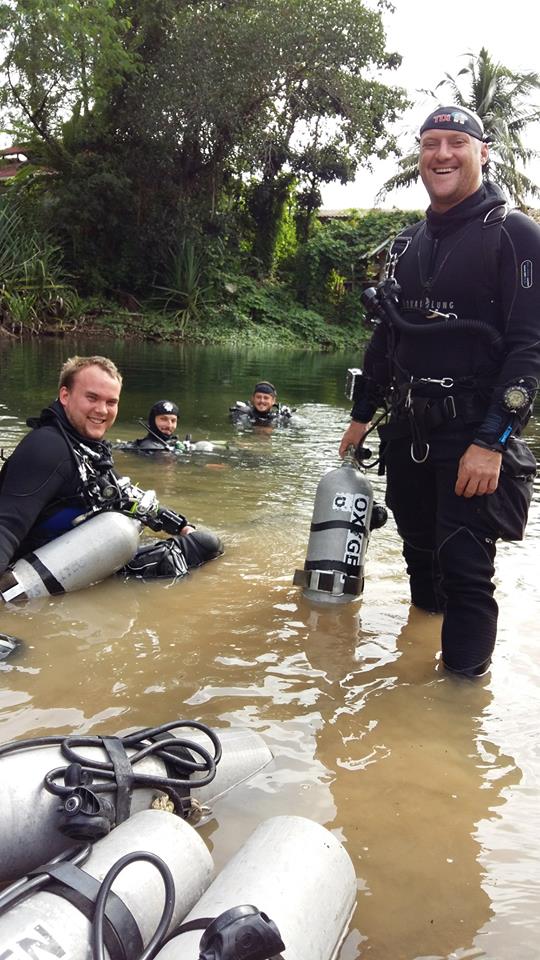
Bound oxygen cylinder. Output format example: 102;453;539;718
154;815;357;960
294;462;375;604
0;512;141;603
0;726;272;883
0;809;214;959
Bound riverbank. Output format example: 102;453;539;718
0;296;368;351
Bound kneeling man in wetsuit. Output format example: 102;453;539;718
0;356;222;585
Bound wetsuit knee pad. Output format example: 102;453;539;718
179;529;224;568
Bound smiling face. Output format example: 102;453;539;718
59;364;121;440
154;413;177;436
419;130;489;213
251;391;276;413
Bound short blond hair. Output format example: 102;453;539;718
58;356;123;391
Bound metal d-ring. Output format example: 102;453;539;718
411;441;429;464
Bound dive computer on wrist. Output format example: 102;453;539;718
502;384;530;413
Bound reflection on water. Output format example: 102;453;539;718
1;339;539;959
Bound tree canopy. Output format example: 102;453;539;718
0;0;407;291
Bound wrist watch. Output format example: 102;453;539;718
502;384;530;413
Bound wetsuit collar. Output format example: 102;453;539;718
426;181;507;236
27;400;112;455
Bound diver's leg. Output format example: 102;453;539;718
435;456;498;676
385;438;444;614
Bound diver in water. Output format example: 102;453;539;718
132;399;217;454
0;358;223;590
135;400;183;451
229;381;294;426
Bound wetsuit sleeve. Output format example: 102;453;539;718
474;212;540;449
351;324;391;422
0;428;74;574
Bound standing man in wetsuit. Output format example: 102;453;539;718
340;105;540;678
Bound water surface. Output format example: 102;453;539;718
1;338;539;959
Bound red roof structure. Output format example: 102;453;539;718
0;145;28;180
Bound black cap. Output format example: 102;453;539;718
420;105;485;142
253;381;276;396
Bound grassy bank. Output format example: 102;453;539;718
1;289;369;352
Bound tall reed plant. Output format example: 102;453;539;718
0;198;79;335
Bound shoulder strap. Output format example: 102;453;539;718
477;203;513;323
386;220;424;279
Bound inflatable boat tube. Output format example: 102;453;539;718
154;815;357;960
0;809;214;959
0;725;272;883
0;512;141;603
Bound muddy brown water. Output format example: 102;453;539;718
1;338;539;959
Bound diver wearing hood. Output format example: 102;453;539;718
136;400;181;451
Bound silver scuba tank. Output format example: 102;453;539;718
0;809;214;959
154;815;357;960
294;461;376;604
0;511;141;603
0;725;273;883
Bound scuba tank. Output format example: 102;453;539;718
0;511;141;603
294;458;386;604
154;815;356;960
0;809;214;960
0;723;273;883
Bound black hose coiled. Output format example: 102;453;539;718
0;720;222;822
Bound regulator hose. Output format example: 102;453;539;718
0;720;222;824
91;851;175;960
0;845;175;960
362;282;504;351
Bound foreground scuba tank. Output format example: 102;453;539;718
0;809;214;960
294;461;385;604
0;724;273;883
154;815;356;960
0;512;141;603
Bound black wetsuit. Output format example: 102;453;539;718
0;403;221;578
352;182;540;674
229;402;293;426
0;402;107;574
134;432;183;452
